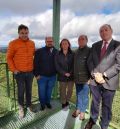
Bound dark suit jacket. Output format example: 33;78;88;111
88;39;120;90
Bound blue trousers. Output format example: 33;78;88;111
37;75;56;105
90;85;115;129
76;83;89;112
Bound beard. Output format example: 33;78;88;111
47;44;53;48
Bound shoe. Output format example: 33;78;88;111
40;104;45;111
84;118;95;129
100;126;106;129
19;108;24;119
79;112;85;120
27;106;34;113
62;103;66;109
66;102;69;106
72;110;80;118
46;103;52;109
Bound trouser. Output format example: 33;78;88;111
90;85;115;129
37;75;56;105
76;83;89;112
15;71;33;107
59;81;74;104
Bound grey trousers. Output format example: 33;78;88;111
90;85;115;129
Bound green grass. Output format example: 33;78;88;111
0;52;120;128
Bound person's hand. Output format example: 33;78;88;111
87;79;90;85
65;73;70;77
94;72;105;84
36;75;40;80
14;70;19;75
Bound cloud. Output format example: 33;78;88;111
2;22;18;37
0;0;52;16
61;0;120;14
30;10;53;39
60;10;75;29
0;10;52;40
0;0;119;17
0;10;53;47
0;8;120;48
60;11;120;47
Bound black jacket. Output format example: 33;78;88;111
33;46;57;77
74;46;90;84
55;50;74;82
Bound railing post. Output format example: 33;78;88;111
53;0;61;49
12;73;17;110
52;0;61;99
5;63;10;97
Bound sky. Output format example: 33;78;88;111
0;0;120;48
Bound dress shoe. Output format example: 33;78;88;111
72;110;80;118
27;105;34;113
40;104;45;111
19;107;24;119
66;101;69;106
62;103;66;109
100;127;107;129
84;118;95;129
46;103;52;109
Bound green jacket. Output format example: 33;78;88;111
74;46;90;84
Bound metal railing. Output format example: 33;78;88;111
0;63;14;116
0;63;39;113
0;62;120;129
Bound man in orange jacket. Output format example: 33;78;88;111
7;24;35;119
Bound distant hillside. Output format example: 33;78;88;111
0;46;78;53
0;46;7;53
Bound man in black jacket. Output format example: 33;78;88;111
34;37;57;110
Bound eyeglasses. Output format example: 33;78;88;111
47;40;53;42
19;32;29;35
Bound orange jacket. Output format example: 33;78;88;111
7;38;35;72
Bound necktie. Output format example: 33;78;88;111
100;42;107;60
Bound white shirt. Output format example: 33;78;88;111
101;39;112;50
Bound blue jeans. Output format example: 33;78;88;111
76;83;89;112
37;75;56;105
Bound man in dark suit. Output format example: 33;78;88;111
85;24;120;129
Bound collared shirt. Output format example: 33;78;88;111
50;48;53;53
101;38;112;50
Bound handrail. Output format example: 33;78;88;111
0;62;10;97
0;62;119;129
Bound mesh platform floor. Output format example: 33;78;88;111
0;100;112;129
